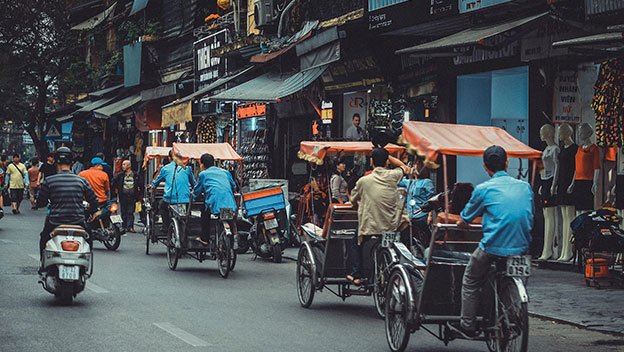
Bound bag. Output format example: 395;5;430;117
135;201;142;214
2;189;9;206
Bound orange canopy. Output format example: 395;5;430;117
401;122;542;163
298;141;404;165
172;142;242;162
145;146;172;160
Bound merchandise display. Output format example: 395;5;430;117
239;129;270;184
592;59;624;147
538;124;559;260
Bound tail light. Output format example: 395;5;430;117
110;204;119;213
61;241;80;251
263;212;275;220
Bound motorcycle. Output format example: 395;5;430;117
250;208;288;263
85;201;122;251
39;225;92;304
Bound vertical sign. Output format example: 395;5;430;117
552;70;582;124
194;29;230;91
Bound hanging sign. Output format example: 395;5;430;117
237;102;267;119
552;70;582;124
321;101;333;124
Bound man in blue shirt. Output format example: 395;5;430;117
398;158;435;244
193;153;237;243
447;145;534;339
149;151;196;231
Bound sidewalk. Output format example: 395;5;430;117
529;267;624;335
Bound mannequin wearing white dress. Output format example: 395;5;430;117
538;125;559;260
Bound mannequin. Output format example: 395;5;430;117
554;124;577;261
604;147;617;205
570;123;600;215
538;124;559;260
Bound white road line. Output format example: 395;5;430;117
0;239;14;243
86;282;109;293
153;322;211;347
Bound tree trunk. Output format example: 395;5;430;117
25;124;47;159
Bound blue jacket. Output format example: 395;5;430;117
398;178;434;221
152;162;195;204
461;171;534;257
194;167;237;214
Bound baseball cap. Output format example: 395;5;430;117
483;145;507;171
91;157;107;166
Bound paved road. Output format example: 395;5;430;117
1;208;623;351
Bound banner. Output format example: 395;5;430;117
552;70;582;124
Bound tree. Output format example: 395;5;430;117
0;0;83;158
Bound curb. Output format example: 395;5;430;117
528;312;624;336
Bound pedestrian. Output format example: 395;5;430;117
71;153;84;174
96;152;114;185
27;157;41;209
112;159;140;233
39;153;57;181
5;154;28;214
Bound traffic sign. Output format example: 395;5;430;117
44;120;62;139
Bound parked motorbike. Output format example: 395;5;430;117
85;201;122;251
250;208;287;263
38;225;92;304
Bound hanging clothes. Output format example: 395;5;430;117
592;59;624;147
197;118;217;143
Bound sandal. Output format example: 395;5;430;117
346;274;361;286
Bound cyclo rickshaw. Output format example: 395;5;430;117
143;146;172;255
295;141;407;318
383;121;541;352
160;143;244;278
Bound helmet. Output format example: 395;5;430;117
55;147;72;165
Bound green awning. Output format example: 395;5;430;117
93;94;142;118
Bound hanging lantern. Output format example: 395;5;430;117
217;0;232;10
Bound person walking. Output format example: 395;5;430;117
39;153;57;182
5;154;29;214
112;160;141;233
27;157;41;209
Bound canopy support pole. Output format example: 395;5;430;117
443;154;449;220
530;159;537;188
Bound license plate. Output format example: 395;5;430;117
110;215;122;224
59;265;79;281
506;255;531;277
264;218;279;230
382;232;400;248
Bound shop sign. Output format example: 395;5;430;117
368;0;407;12
194;29;231;90
459;0;512;13
321;101;333;124
453;33;519;65
552;70;582;124
237;102;266;119
521;23;581;62
324;56;385;92
367;0;444;33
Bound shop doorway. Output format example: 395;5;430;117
456;66;529;186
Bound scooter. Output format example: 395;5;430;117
250;208;288;263
39;225;92;304
85;201;122;251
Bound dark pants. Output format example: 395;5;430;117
40;219;90;260
411;217;431;246
461;247;499;330
120;198;135;230
159;200;171;230
350;232;361;277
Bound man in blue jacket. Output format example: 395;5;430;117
447;145;534;339
149;151;195;231
193;153;237;243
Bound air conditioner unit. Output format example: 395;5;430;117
254;0;276;28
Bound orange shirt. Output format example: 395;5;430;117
605;146;617;162
575;144;600;180
79;167;110;202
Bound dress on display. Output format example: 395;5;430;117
540;145;559;207
556;143;577;206
574;144;600;210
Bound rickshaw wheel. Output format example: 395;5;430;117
229;247;237;271
374;248;393;319
296;246;315;308
272;244;282;263
216;228;232;278
167;224;179;271
497;278;529;352
144;212;151;255
385;270;411;352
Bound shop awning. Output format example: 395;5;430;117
71;2;117;30
129;0;149;16
93;94;142;118
395;12;549;56
145;146;171;160
75;96;117;113
88;84;123;98
57;115;74;123
161;66;255;110
161;101;192;128
552;32;624;48
209;65;327;102
141;84;177;101
172;143;242;162
298;141;405;165
401;122;542;165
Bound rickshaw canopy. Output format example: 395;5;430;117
401;121;542;164
172;142;242;162
298;141;405;165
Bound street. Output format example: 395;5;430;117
1;209;623;352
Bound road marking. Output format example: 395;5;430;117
0;239;14;243
153;322;211;347
86;282;109;293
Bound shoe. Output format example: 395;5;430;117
15;210;20;214
346;274;361;286
12;209;17;214
128;228;136;233
446;322;477;340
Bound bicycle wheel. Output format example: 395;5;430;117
296;246;315;308
385;269;411;352
216;230;231;279
498;278;529;352
374;248;394;319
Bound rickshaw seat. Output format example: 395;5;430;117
322;204;357;239
435;212;482;225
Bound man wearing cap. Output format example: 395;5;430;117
79;157;111;206
447;145;534;339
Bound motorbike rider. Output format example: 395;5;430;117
148;150;195;231
193;153;237;244
348;148;412;285
78;157;110;207
36;147;99;270
447;145;534;339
